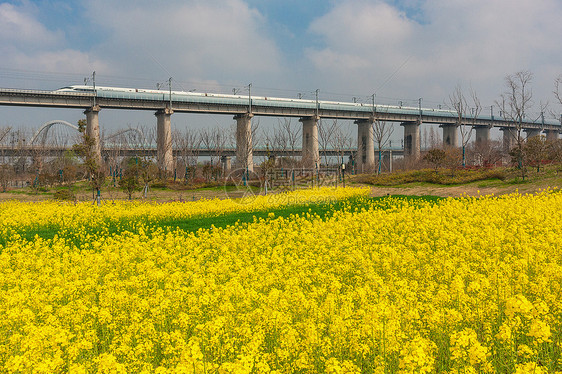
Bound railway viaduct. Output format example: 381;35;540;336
0;87;560;173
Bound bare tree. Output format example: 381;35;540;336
496;71;534;173
104;127;132;185
257;131;276;192
10;128;29;180
547;139;562;164
272;118;301;167
201;126;228;168
372;120;393;174
467;87;482;165
283;119;301;159
469;140;503;167
119;157;141;199
261;127;274;151
329;122;353;169
73;119;106;205
139;158;158;198
428;127;441;149
0;127;11;144
448;84;472;167
174;128;201;183
214;126;229;178
0;127;12;192
523;135;548;172
270;121;288;158
264;122;286;164
126;125;149;152
199;127;214;176
260;127;278;171
0;164;12;192
318;119;339;166
423;148;446;171
555;74;562;106
133;125;157;198
0;126;11;163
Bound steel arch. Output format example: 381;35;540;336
30;120;79;145
103;127;146;146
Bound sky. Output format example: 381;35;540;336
0;0;561;144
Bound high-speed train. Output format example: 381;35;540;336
54;85;460;118
56;85;209;96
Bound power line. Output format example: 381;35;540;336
0;67;452;109
376;55;412;93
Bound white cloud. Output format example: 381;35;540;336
0;3;62;47
305;0;562;107
309;1;414;51
12;49;110;75
0;2;109;80
1;0;560;123
85;0;283;85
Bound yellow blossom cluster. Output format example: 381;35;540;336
1;189;562;373
0;186;369;243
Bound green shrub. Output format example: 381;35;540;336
53;188;75;201
356;167;508;186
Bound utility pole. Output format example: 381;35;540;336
92;71;96;106
248;83;252;114
315;89;319;117
169;77;172;110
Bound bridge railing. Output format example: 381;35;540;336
0;87;560;127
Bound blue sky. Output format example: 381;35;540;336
0;0;561;141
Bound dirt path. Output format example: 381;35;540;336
0;188;250;203
369;181;560;198
1;179;560;203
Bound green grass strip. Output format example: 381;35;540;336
5;195;445;246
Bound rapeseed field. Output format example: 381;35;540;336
1;187;561;373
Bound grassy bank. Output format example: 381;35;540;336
3;195;443;246
353;164;562;188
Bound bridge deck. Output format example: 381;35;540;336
0;87;559;130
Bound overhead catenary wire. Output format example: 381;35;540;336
0;67;534;115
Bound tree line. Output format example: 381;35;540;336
0;70;561;200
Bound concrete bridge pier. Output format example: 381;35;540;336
84;105;102;165
545;129;559;142
222;155;232;175
500;127;518;153
355;119;375;173
401;121;420;163
524;128;541;140
300;116;320;169
474;125;491;147
234;113;254;172
156;108;174;173
440;124;458;148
